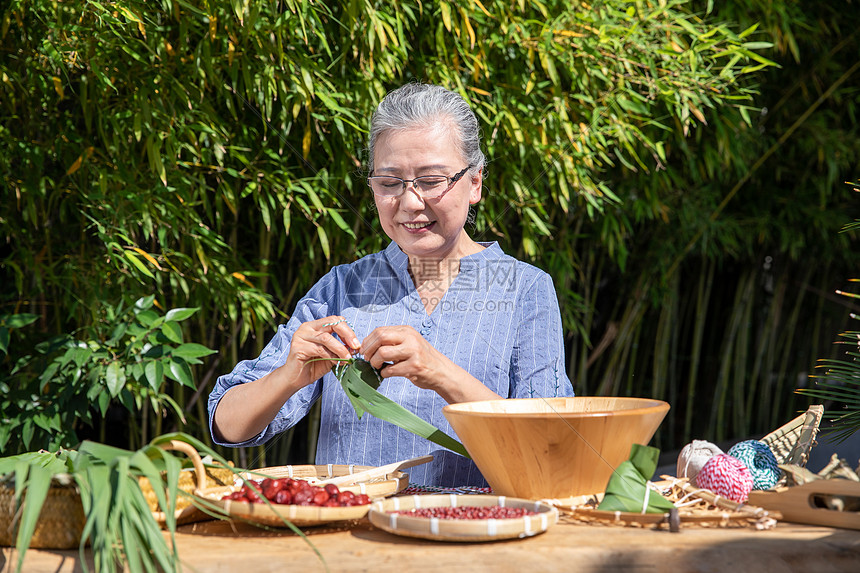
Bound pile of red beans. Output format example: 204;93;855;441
395;506;538;519
221;478;371;507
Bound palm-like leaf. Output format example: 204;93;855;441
798;214;860;443
0;433;246;573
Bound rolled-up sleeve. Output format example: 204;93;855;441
207;294;330;447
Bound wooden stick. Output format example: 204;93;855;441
318;455;434;486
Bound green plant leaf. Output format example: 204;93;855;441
105;361;125;396
164;307;198;322
160;321;183;344
144;360;164;390
167;358;194;388
1;313;40;329
171;343;216;361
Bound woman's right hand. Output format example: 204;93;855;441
284;315;361;387
212;315;360;444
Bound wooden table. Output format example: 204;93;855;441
4;513;859;572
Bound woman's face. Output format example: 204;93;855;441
371;125;481;261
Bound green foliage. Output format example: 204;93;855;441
0;298;214;454
798;206;860;443
0;433;230;573
1;0;857;460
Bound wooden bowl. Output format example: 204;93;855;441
443;397;670;500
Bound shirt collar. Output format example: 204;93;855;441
383;241;502;272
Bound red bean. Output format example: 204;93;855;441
394;506;538;520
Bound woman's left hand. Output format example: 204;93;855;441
360;325;502;403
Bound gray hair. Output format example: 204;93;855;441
367;83;486;175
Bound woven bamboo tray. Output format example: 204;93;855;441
0;477;85;549
368;494;558;542
557;406;824;530
195;487;373;528
195;464;408;528
560;477;781;530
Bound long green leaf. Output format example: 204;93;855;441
334;359;471;458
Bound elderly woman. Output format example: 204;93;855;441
208;83;574;486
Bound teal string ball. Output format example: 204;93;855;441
727;440;780;490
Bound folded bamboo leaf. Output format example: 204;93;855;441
334;359;471;459
597;443;675;514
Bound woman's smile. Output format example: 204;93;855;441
402;221;435;231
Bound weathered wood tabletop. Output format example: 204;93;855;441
3;514;859;572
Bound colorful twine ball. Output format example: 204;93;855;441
695;454;754;502
676;440;724;482
727;440;781;490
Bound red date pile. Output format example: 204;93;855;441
221;478;371;507
395;506;538;520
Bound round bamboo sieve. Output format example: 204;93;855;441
368;494;558;541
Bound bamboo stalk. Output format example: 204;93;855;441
733;270;754;437
770;265;813;429
684;259;714;442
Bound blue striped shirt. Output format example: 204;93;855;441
208;241;574;486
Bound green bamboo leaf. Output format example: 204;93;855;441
125;251;155;278
598;444;675;513
334;359;470;458
317;225;330;260
327;208;356;239
13;463;52;572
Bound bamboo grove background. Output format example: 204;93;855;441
2;0;858;467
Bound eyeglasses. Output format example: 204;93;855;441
367;164;474;199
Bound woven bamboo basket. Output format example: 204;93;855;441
760;404;824;480
0;478;86;549
138;440;236;527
